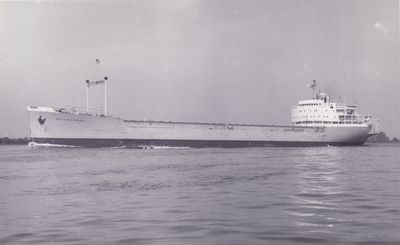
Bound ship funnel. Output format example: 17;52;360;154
316;92;328;99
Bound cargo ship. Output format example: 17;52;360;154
27;79;378;147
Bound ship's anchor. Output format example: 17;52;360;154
38;115;46;125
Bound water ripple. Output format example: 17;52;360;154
1;145;400;244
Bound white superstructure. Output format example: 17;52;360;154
292;92;371;127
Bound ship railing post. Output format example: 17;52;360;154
104;76;108;116
86;80;90;113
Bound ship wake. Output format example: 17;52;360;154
137;145;191;150
28;142;81;148
28;142;190;149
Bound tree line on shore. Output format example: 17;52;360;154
0;137;30;145
366;132;399;143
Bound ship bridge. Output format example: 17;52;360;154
291;85;370;127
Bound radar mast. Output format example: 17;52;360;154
308;80;317;99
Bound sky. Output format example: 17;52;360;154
0;0;399;138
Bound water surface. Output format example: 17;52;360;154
1;144;399;244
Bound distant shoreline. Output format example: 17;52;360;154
0;137;30;145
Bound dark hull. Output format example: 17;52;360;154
31;137;366;148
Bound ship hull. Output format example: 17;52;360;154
27;107;371;148
30;137;367;148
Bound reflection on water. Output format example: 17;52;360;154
289;147;344;234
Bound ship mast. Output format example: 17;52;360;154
308;80;317;99
85;76;108;116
